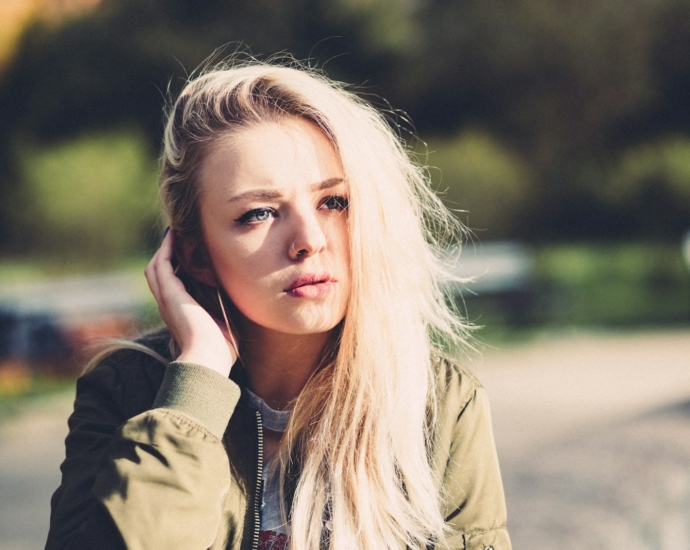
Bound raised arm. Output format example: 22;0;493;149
47;229;245;549
45;354;241;550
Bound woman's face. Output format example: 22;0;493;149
197;118;350;338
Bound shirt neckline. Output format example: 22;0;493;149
245;388;292;432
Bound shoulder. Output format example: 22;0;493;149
431;353;511;548
432;351;485;415
429;351;494;469
76;327;172;421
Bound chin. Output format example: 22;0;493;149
235;307;345;338
272;315;343;336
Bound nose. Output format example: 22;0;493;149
288;209;327;260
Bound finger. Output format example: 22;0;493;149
144;247;162;301
157;227;175;265
153;231;188;301
145;230;174;303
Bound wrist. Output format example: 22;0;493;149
176;347;235;377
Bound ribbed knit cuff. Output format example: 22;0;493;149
152;362;241;439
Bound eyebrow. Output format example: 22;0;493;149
227;177;345;203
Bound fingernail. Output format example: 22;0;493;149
163;226;170;237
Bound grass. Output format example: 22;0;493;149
460;241;690;345
0;373;74;423
535;242;690;326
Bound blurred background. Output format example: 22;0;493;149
0;0;689;548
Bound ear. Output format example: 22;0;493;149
174;232;217;287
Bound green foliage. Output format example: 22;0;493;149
609;137;690;198
470;241;690;344
1;0;690;247
424;130;532;239
535;242;690;326
17;130;160;263
332;0;423;54
602;137;690;239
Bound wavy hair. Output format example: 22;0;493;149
109;57;471;549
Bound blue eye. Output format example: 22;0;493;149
234;208;276;225
321;195;349;211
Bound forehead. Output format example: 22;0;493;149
199;118;344;199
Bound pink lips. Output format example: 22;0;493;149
285;273;335;298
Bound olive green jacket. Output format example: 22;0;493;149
46;329;511;550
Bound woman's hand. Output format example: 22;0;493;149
144;230;238;377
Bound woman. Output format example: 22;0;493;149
46;59;511;550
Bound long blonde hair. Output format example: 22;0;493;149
144;57;469;549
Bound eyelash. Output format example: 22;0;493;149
234;207;276;225
321;195;349;211
233;195;349;226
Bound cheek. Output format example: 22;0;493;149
207;237;281;301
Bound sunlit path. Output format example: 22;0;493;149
0;329;688;549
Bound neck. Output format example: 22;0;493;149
239;323;334;410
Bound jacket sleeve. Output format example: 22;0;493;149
45;360;241;550
440;383;512;550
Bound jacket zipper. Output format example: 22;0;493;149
252;410;264;550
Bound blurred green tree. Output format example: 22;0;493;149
16;129;159;262
1;0;690;258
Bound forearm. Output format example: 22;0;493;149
47;361;241;550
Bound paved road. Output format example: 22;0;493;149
0;394;72;550
472;329;690;549
502;401;690;549
1;329;688;549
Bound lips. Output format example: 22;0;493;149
285;273;335;298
